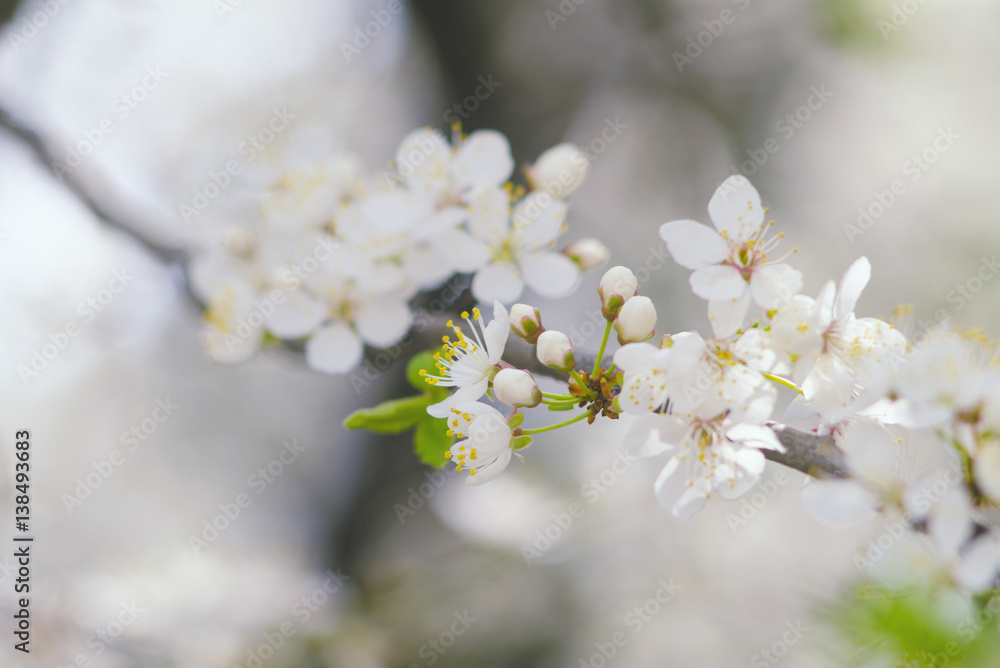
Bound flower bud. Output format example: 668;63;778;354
526;143;589;198
509;303;544;344
492;368;542;408
564;238;609;271
536;330;575;373
615;296;657;343
598;266;638;320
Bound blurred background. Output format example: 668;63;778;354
1;0;999;665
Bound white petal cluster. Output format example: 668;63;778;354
190;129;594;373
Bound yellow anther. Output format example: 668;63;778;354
461;311;470;319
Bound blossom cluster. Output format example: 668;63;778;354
188;127;605;373
415;173;1000;599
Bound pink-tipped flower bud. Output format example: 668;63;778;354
598;266;638;320
509;303;544;344
564;238;609;271
615;295;657;343
526;143;589;198
493;368;542;408
536;330;576;373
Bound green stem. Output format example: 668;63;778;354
593;320;614;375
569;369;595;397
541;391;574;401
762;372;802;394
520;412;589;435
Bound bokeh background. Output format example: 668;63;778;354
1;0;999;665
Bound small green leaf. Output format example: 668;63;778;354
414;415;453;468
547;401;578;411
343;395;430;433
507;412;524;429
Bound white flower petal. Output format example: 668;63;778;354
472;262;524;303
467;186;512;244
654;457;710;518
834;257;871;321
658;219;729;270
512;193;567;250
520;252;581;298
453;130;515;194
434;229;491;273
354;299;412;348
305;323;363;374
613;342;659;374
265;291;326;339
750;263;802;310
483;301;509;363
714;447;765;499
726;423;784;452
954;535;1000;593
708;289;751;338
690;264;746;301
707;175;764;241
465;447;513;486
623;414;686;457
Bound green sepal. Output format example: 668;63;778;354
547;401;579;411
343;395;430;433
511;435;533;450
507;412;525;429
414;415;453;468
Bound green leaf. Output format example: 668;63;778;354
414;415;453;468
547;401;578;411
343;395;430;434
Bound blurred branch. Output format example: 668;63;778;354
0;105;190;268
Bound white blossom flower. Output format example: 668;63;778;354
461;187;581;303
443;402;515;485
621;388;782;518
424;302;509;417
659;175;801;337
394;128;514;210
614;329;775;419
770;257;906;423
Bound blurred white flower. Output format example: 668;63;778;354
443;401;515;485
